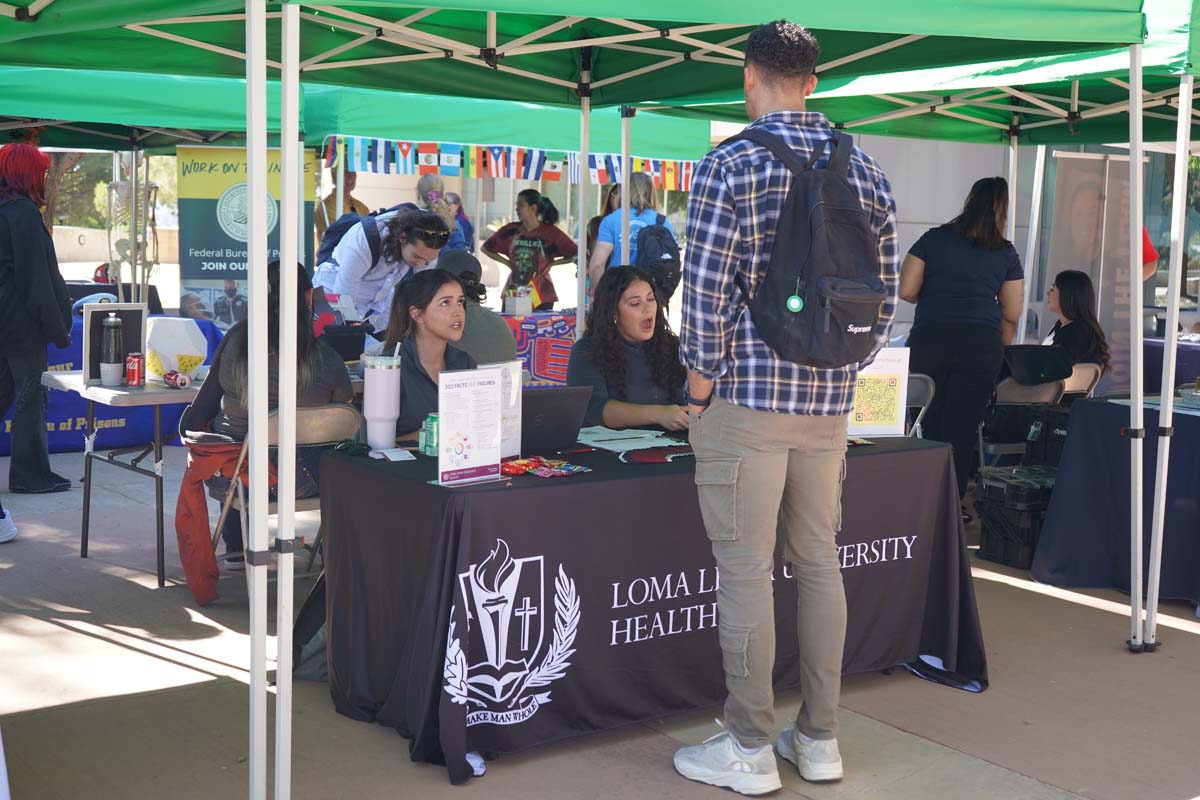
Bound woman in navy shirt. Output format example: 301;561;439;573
900;177;1024;502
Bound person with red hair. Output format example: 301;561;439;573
0;142;73;529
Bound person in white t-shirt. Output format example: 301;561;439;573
318;209;449;331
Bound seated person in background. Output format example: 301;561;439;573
186;260;354;568
436;250;517;365
319;209;449;331
567;266;687;430
379;269;477;438
1044;269;1110;370
483;189;577;311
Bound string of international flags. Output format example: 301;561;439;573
322;135;696;192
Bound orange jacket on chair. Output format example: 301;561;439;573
175;441;276;605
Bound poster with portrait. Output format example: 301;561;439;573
176;146;318;330
1046;154;1135;394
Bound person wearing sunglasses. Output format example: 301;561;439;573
327;208;450;331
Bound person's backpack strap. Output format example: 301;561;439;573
655;213;666;226
723;127;854;178
362;215;383;266
826;131;854;177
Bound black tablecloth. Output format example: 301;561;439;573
321;437;987;783
1034;398;1200;604
1143;338;1200;394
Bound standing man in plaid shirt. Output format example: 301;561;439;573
673;21;899;796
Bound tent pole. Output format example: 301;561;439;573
274;3;301;798
1144;72;1192;651
245;1;270;797
335;136;345;218
1006;131;1018;244
130;144;140;304
576;47;592;336
1127;43;1146;652
563;169;572;245
1018;145;1046;343
620;106;632;265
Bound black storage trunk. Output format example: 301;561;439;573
976;465;1057;510
974;466;1057;569
1024;404;1072;468
975;500;1044;569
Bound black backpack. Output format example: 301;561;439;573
315;202;417;267
635;213;682;301
726;128;885;369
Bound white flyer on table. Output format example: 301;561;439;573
437;368;502;486
478;360;522;460
848;347;910;437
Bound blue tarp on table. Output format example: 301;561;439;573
0;317;223;456
1033;398;1200;605
1143;338;1200;394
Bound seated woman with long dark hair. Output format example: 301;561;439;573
567;266;687;430
379;268;477;438
185;260;354;568
1044;269;1110;370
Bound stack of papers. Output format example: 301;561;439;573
577;426;681;453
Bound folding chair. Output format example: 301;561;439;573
977;378;1065;465
206;403;362;571
1063;362;1102;397
906;373;935;437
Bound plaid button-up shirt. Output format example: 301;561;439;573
681;111;899;416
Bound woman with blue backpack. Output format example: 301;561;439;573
587;172;678;300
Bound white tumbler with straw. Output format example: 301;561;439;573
362;353;403;450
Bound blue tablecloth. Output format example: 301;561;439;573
1143;338;1200;394
1033;398;1200;605
0;317;222;456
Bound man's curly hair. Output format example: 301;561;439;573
744;21;819;83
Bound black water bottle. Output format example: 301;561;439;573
99;312;125;387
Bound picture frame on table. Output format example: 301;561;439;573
81;303;148;386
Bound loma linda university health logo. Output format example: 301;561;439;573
216;182;279;243
443;539;579;726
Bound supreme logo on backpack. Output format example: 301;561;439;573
726;129;885;369
635;213;682;302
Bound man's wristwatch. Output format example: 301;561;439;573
686;391;713;409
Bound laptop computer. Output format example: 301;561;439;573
521;386;592;456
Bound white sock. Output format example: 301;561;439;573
734;739;768;755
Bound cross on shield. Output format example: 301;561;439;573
459;539;547;705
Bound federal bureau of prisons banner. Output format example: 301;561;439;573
176;146;318;332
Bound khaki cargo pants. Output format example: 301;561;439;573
690;396;848;748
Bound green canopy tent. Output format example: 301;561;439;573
0;3;1149;798
0;65;709;157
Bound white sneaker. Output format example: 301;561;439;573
0;511;15;543
776;726;843;783
673;720;782;796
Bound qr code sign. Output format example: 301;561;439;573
853;374;902;424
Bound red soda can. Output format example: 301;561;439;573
126;353;145;386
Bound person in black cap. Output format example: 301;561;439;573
434;249;516;366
